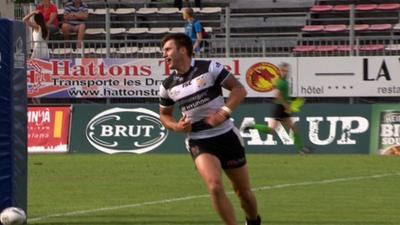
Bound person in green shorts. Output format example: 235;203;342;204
242;62;311;154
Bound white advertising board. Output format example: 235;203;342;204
297;56;400;97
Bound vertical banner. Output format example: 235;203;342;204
370;104;400;155
28;106;71;153
0;19;27;213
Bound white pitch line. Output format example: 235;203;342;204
28;172;400;223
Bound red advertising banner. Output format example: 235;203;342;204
28;106;71;153
26;58;294;98
27;57;400;98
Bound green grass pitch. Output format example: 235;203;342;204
28;154;400;225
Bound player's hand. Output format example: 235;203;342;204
204;109;230;127
174;115;192;133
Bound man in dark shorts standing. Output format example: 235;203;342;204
242;62;310;154
159;33;261;225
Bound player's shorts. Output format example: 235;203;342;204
273;103;291;121
185;128;246;169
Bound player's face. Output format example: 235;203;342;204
162;39;184;70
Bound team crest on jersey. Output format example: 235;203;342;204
195;75;207;88
170;89;180;97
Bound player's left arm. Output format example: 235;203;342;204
205;74;247;127
222;75;247;111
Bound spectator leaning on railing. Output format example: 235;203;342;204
36;0;59;36
61;0;88;49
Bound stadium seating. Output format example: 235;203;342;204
113;8;136;15
302;25;324;32
353;24;369;31
85;28;104;35
157;7;180;14
292;44;387;56
324;24;347;32
293;45;316;52
314;45;338;52
368;24;392;31
332;4;350;12
136;7;158;15
310;5;333;12
355;4;378;11
359;44;385;51
127;27;149;35
311;3;400;12
377;3;400;11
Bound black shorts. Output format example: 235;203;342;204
186;129;246;169
273;103;291;121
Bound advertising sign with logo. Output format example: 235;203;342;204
297;56;400;97
370;104;400;155
27;58;166;98
26;58;295;98
69;105;184;154
27;57;400;98
232;58;297;98
70;104;372;154
237;103;372;154
28;106;71;153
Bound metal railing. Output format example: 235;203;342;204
22;4;400;58
28;35;400;59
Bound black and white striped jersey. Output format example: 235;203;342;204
159;59;234;139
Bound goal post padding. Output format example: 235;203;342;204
0;19;27;214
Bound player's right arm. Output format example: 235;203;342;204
159;107;191;133
159;83;191;133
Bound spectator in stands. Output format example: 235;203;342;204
61;0;88;49
23;11;50;59
182;7;203;55
36;0;59;36
174;0;201;10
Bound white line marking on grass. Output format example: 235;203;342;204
28;172;400;223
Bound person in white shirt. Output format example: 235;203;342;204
23;11;50;59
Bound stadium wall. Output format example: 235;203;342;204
26;56;400;155
27;103;400;155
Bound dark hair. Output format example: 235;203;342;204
184;8;194;17
161;33;193;57
34;13;48;40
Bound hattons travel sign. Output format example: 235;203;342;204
245;62;281;92
85;107;168;154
